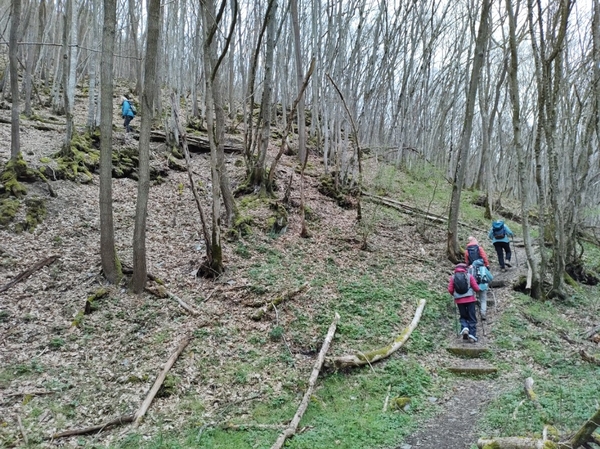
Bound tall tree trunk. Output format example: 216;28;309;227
9;0;22;160
99;0;121;284
131;0;162;293
199;0;238;276
290;0;306;164
249;0;277;192
87;0;99;131
61;0;77;153
128;0;142;95
446;0;491;262
505;0;541;298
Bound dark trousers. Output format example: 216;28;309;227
123;115;133;132
457;302;477;337
493;241;511;268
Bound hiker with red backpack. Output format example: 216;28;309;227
464;236;491;320
448;263;481;343
488;220;515;272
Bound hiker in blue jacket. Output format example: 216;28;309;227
121;96;135;133
488;220;514;272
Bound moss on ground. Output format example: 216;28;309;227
0;198;20;226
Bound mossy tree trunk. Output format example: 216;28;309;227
131;0;161;293
9;0;21;160
99;0;121;284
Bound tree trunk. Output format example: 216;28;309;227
250;0;277;192
61;0;77;153
505;0;541;298
99;0;121;284
290;0;306;164
131;0;161;293
447;0;490;262
9;0;22;160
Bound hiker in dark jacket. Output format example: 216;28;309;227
121;96;135;133
448;263;481;343
488;220;515;272
464;236;490;267
464;236;490;320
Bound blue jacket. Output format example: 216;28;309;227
122;99;135;118
488;220;514;244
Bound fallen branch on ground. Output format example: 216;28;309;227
363;193;485;231
327;298;426;369
523;377;550;424
145;285;199;316
251;284;309;321
579;349;600;366
478;408;600;448
51;335;192;439
51;415;135;439
270;312;340;449
0;255;59;293
134;335;193;426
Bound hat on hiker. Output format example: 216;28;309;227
467;236;478;245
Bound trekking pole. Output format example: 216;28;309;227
478;293;486;337
455;303;461;336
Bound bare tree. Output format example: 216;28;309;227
99;0;121;284
505;0;541;298
447;0;491;262
527;0;573;299
131;0;162;292
9;0;22;160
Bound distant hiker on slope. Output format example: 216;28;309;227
488;220;515;272
121;95;136;133
465;236;491;320
448;263;480;343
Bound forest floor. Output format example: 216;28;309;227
1;93;598;449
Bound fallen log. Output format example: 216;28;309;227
150;129;243;153
0;255;59;293
270;312;339;449
327;298;426;369
477;437;547;448
51;335;192;439
134;335;193;426
363;193;486;232
51;415;135;439
478;408;600;449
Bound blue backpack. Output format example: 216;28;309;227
492;221;506;239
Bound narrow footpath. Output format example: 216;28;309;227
398;245;525;449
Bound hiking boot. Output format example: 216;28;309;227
481;314;486;321
505;261;512;267
461;327;469;336
468;334;478;343
501;267;507;273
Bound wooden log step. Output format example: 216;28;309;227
446;360;498;376
446;343;490;358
